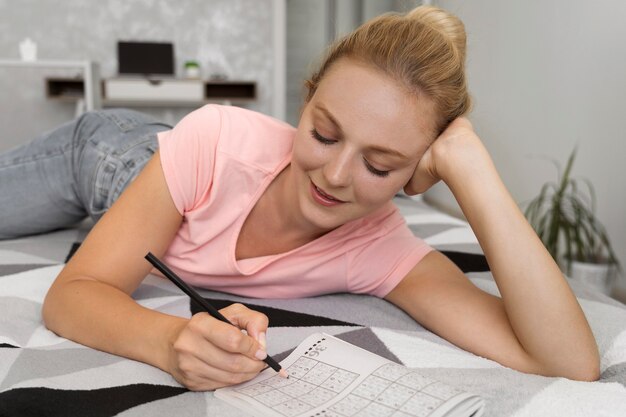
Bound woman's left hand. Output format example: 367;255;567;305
403;117;487;195
398;117;600;381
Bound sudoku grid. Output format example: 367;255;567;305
234;357;464;417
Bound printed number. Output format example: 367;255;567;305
305;344;327;358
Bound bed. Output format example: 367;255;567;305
1;195;625;416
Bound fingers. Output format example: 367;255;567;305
404;117;478;195
403;175;439;196
205;317;267;362
174;352;262;391
221;302;269;347
446;116;473;131
187;311;267;364
168;305;271;391
403;145;439;196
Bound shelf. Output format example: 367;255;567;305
46;77;97;99
205;82;256;99
45;77;256;107
1;59;101;112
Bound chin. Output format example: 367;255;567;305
300;197;351;232
304;208;345;232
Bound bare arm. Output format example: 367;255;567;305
42;151;268;390
387;119;599;381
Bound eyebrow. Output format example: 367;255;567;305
316;105;345;137
367;145;411;161
314;104;411;161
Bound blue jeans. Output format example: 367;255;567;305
0;109;171;239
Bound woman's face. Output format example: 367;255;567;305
290;59;438;234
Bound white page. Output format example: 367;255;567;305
215;333;484;417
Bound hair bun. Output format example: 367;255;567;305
407;6;467;64
305;4;472;131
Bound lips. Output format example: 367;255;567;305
310;181;347;206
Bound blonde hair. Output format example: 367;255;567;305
305;6;471;135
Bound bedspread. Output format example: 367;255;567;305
1;196;625;416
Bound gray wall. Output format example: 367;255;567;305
0;0;274;152
285;0;422;127
431;0;626;300
285;0;330;127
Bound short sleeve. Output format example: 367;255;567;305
158;105;222;214
347;223;433;298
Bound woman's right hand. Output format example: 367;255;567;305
166;303;270;391
43;152;274;392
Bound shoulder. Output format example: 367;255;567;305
215;105;294;134
349;202;410;239
343;203;433;296
159;104;296;168
210;105;296;172
162;104;295;145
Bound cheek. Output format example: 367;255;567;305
351;173;399;205
352;169;414;205
292;134;326;171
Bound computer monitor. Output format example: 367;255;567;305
117;41;175;76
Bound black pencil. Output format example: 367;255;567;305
145;252;288;378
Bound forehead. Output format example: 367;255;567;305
310;59;438;149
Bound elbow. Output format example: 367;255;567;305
536;353;601;382
41;278;69;334
41;273;84;333
568;359;601;382
566;344;601;382
41;287;58;332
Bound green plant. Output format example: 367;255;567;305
524;148;620;272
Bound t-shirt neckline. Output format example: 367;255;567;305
230;156;356;275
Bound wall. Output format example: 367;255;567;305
285;0;422;127
431;0;626;300
0;0;274;152
285;0;329;127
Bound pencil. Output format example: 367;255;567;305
145;252;288;378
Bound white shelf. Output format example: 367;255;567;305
0;59;101;113
46;77;256;108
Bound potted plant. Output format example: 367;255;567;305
184;60;201;79
524;148;621;295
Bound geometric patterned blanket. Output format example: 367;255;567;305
1;196;625;416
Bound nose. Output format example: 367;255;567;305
322;148;353;188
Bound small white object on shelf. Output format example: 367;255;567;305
19;38;37;62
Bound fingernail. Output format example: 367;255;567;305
255;349;267;360
259;332;267;349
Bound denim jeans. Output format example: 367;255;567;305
0;109;171;239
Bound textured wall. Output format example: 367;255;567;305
0;0;274;151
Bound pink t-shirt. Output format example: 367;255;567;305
157;104;432;298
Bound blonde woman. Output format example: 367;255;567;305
0;6;599;390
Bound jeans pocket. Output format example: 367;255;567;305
87;135;158;220
89;155;119;217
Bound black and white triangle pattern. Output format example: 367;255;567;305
1;197;626;417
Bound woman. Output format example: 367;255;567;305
1;6;599;390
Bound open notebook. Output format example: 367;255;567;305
216;333;484;417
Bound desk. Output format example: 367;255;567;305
46;77;257;108
0;59;101;115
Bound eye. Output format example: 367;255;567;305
310;128;336;145
363;158;390;178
